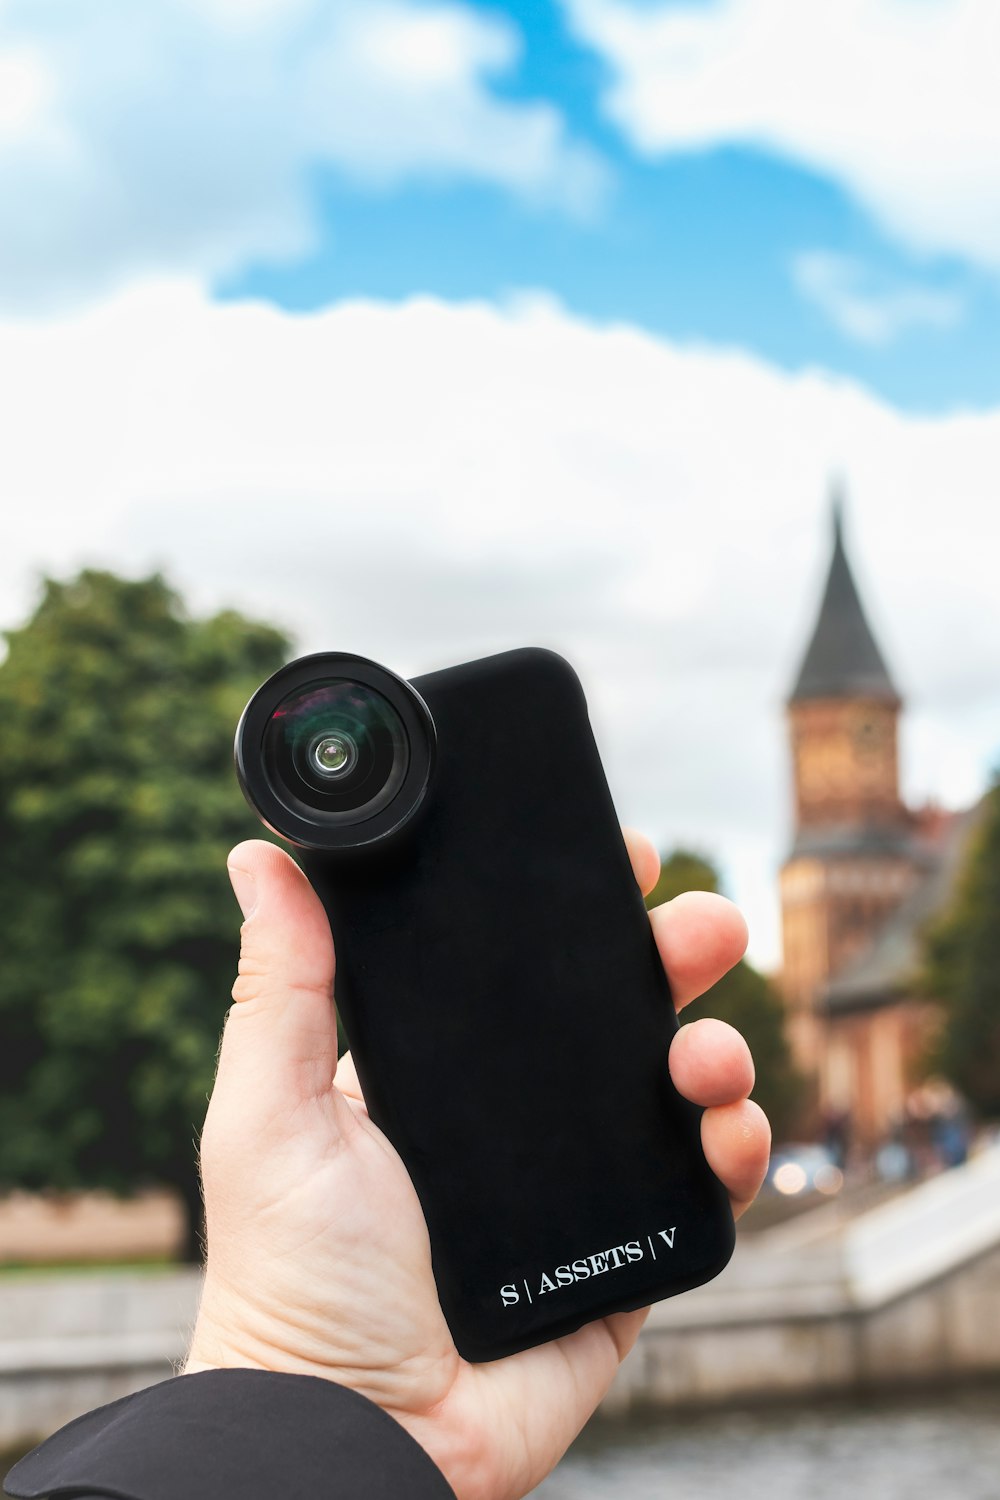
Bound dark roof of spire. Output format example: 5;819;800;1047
789;492;901;705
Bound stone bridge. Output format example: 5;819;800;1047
608;1140;1000;1411
2;1145;999;1446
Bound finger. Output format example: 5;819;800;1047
701;1099;771;1217
334;1048;364;1106
649;891;748;1010
621;827;660;897
669;1017;755;1107
213;840;339;1112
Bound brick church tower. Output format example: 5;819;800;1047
780;498;922;1090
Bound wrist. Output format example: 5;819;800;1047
183;1284;293;1380
396;1383;504;1500
183;1319;498;1500
184;1308;306;1381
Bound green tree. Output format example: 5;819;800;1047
647;849;803;1140
644;848;720;910
0;571;289;1258
923;783;1000;1118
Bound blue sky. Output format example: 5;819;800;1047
3;0;997;413
214;0;998;414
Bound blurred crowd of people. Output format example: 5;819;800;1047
822;1079;974;1188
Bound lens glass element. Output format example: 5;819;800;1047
311;732;357;778
262;679;409;825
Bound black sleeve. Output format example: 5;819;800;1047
3;1368;457;1500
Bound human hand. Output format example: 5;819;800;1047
185;834;770;1500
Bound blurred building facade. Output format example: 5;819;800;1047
779;498;975;1149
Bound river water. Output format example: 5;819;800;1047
532;1389;1000;1500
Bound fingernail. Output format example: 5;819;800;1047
228;865;257;920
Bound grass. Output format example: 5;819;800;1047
0;1255;180;1278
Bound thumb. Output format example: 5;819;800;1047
213;839;339;1112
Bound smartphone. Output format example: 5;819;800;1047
235;647;734;1362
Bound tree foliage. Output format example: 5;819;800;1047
647;849;803;1140
0;571;289;1255
923;784;1000;1118
0;578;803;1260
644;848;720;911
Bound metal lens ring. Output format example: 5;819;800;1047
236;653;436;852
262;678;410;826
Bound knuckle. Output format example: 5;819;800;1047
230;945;283;1005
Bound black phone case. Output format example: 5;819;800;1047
302;648;734;1362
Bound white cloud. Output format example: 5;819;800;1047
0;0;604;311
2;283;999;967
792;251;963;345
0;46;50;140
563;0;1000;271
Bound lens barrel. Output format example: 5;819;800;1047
236;654;436;852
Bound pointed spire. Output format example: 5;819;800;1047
789;484;900;705
830;475;846;547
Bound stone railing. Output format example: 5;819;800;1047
0;1268;200;1448
609;1142;1000;1410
